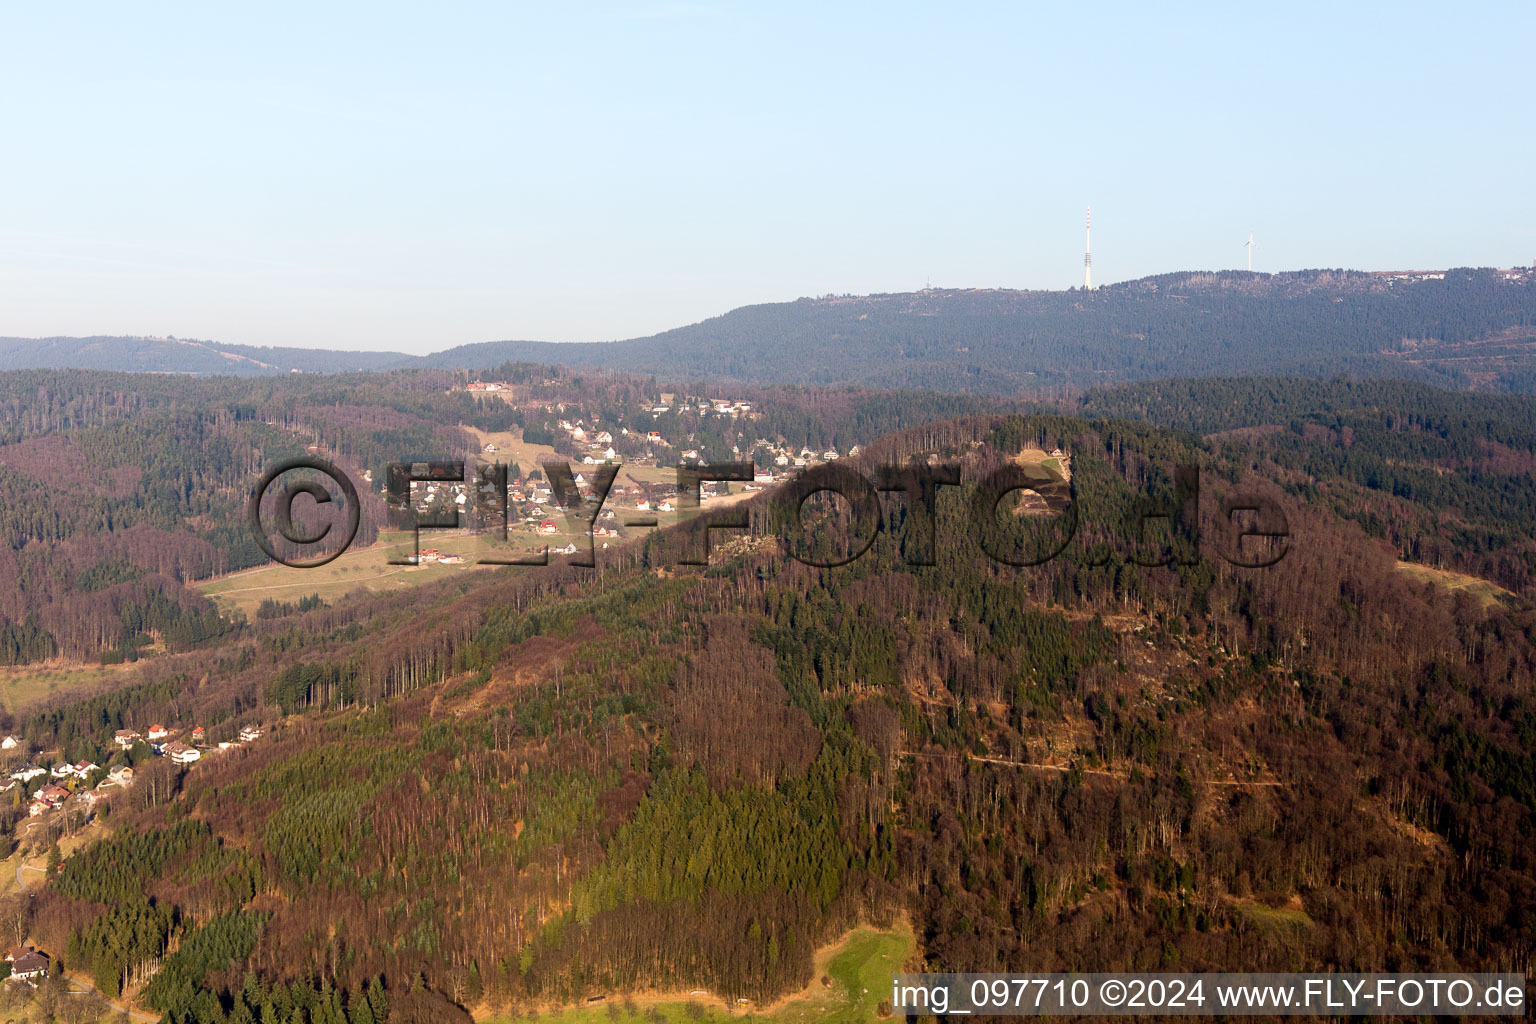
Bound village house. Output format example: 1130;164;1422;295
71;761;98;777
167;743;201;765
49;762;72;779
147;724;169;741
8;950;48;981
108;765;135;785
10;764;45;783
113;729;141;749
0;736;18;750
27;800;47;817
190;726;205;744
38;783;69;808
239;725;263;742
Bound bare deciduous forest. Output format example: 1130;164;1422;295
0;369;1532;1022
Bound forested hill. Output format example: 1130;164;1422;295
6;267;1536;392
10;407;1536;1022
1079;376;1536;593
424;267;1536;393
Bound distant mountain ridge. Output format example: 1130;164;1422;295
0;334;409;376
6;267;1535;393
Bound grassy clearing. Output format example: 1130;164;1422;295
1011;447;1070;484
202;427;752;619
464;426;567;472
485;924;914;1024
1396;561;1515;610
1235;902;1314;933
0;662;138;713
198;529;577;619
464;425;721;492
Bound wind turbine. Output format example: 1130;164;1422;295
1245;231;1258;272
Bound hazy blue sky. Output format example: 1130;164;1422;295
2;2;1531;352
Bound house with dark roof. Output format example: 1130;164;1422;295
9;950;48;981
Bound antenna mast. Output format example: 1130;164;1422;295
1083;206;1093;290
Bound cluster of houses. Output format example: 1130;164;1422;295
449;394;897;541
413;549;464;565
4;756;125;818
1;723;266;820
544;419;620;465
403;476;470;518
646;396;755;419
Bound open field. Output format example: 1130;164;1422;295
202;430;767;619
200;510;719;620
464;426;567;472
1396;561;1515;609
1011;446;1071;483
486;923;914;1024
199;529;582;619
0;661;141;713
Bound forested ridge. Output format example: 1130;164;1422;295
1079;377;1536;594
8;267;1536;395
421;268;1536;394
4;400;1534;1022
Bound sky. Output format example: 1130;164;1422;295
1;2;1532;353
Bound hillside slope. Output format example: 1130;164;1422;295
7;407;1534;1022
425;268;1536;393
